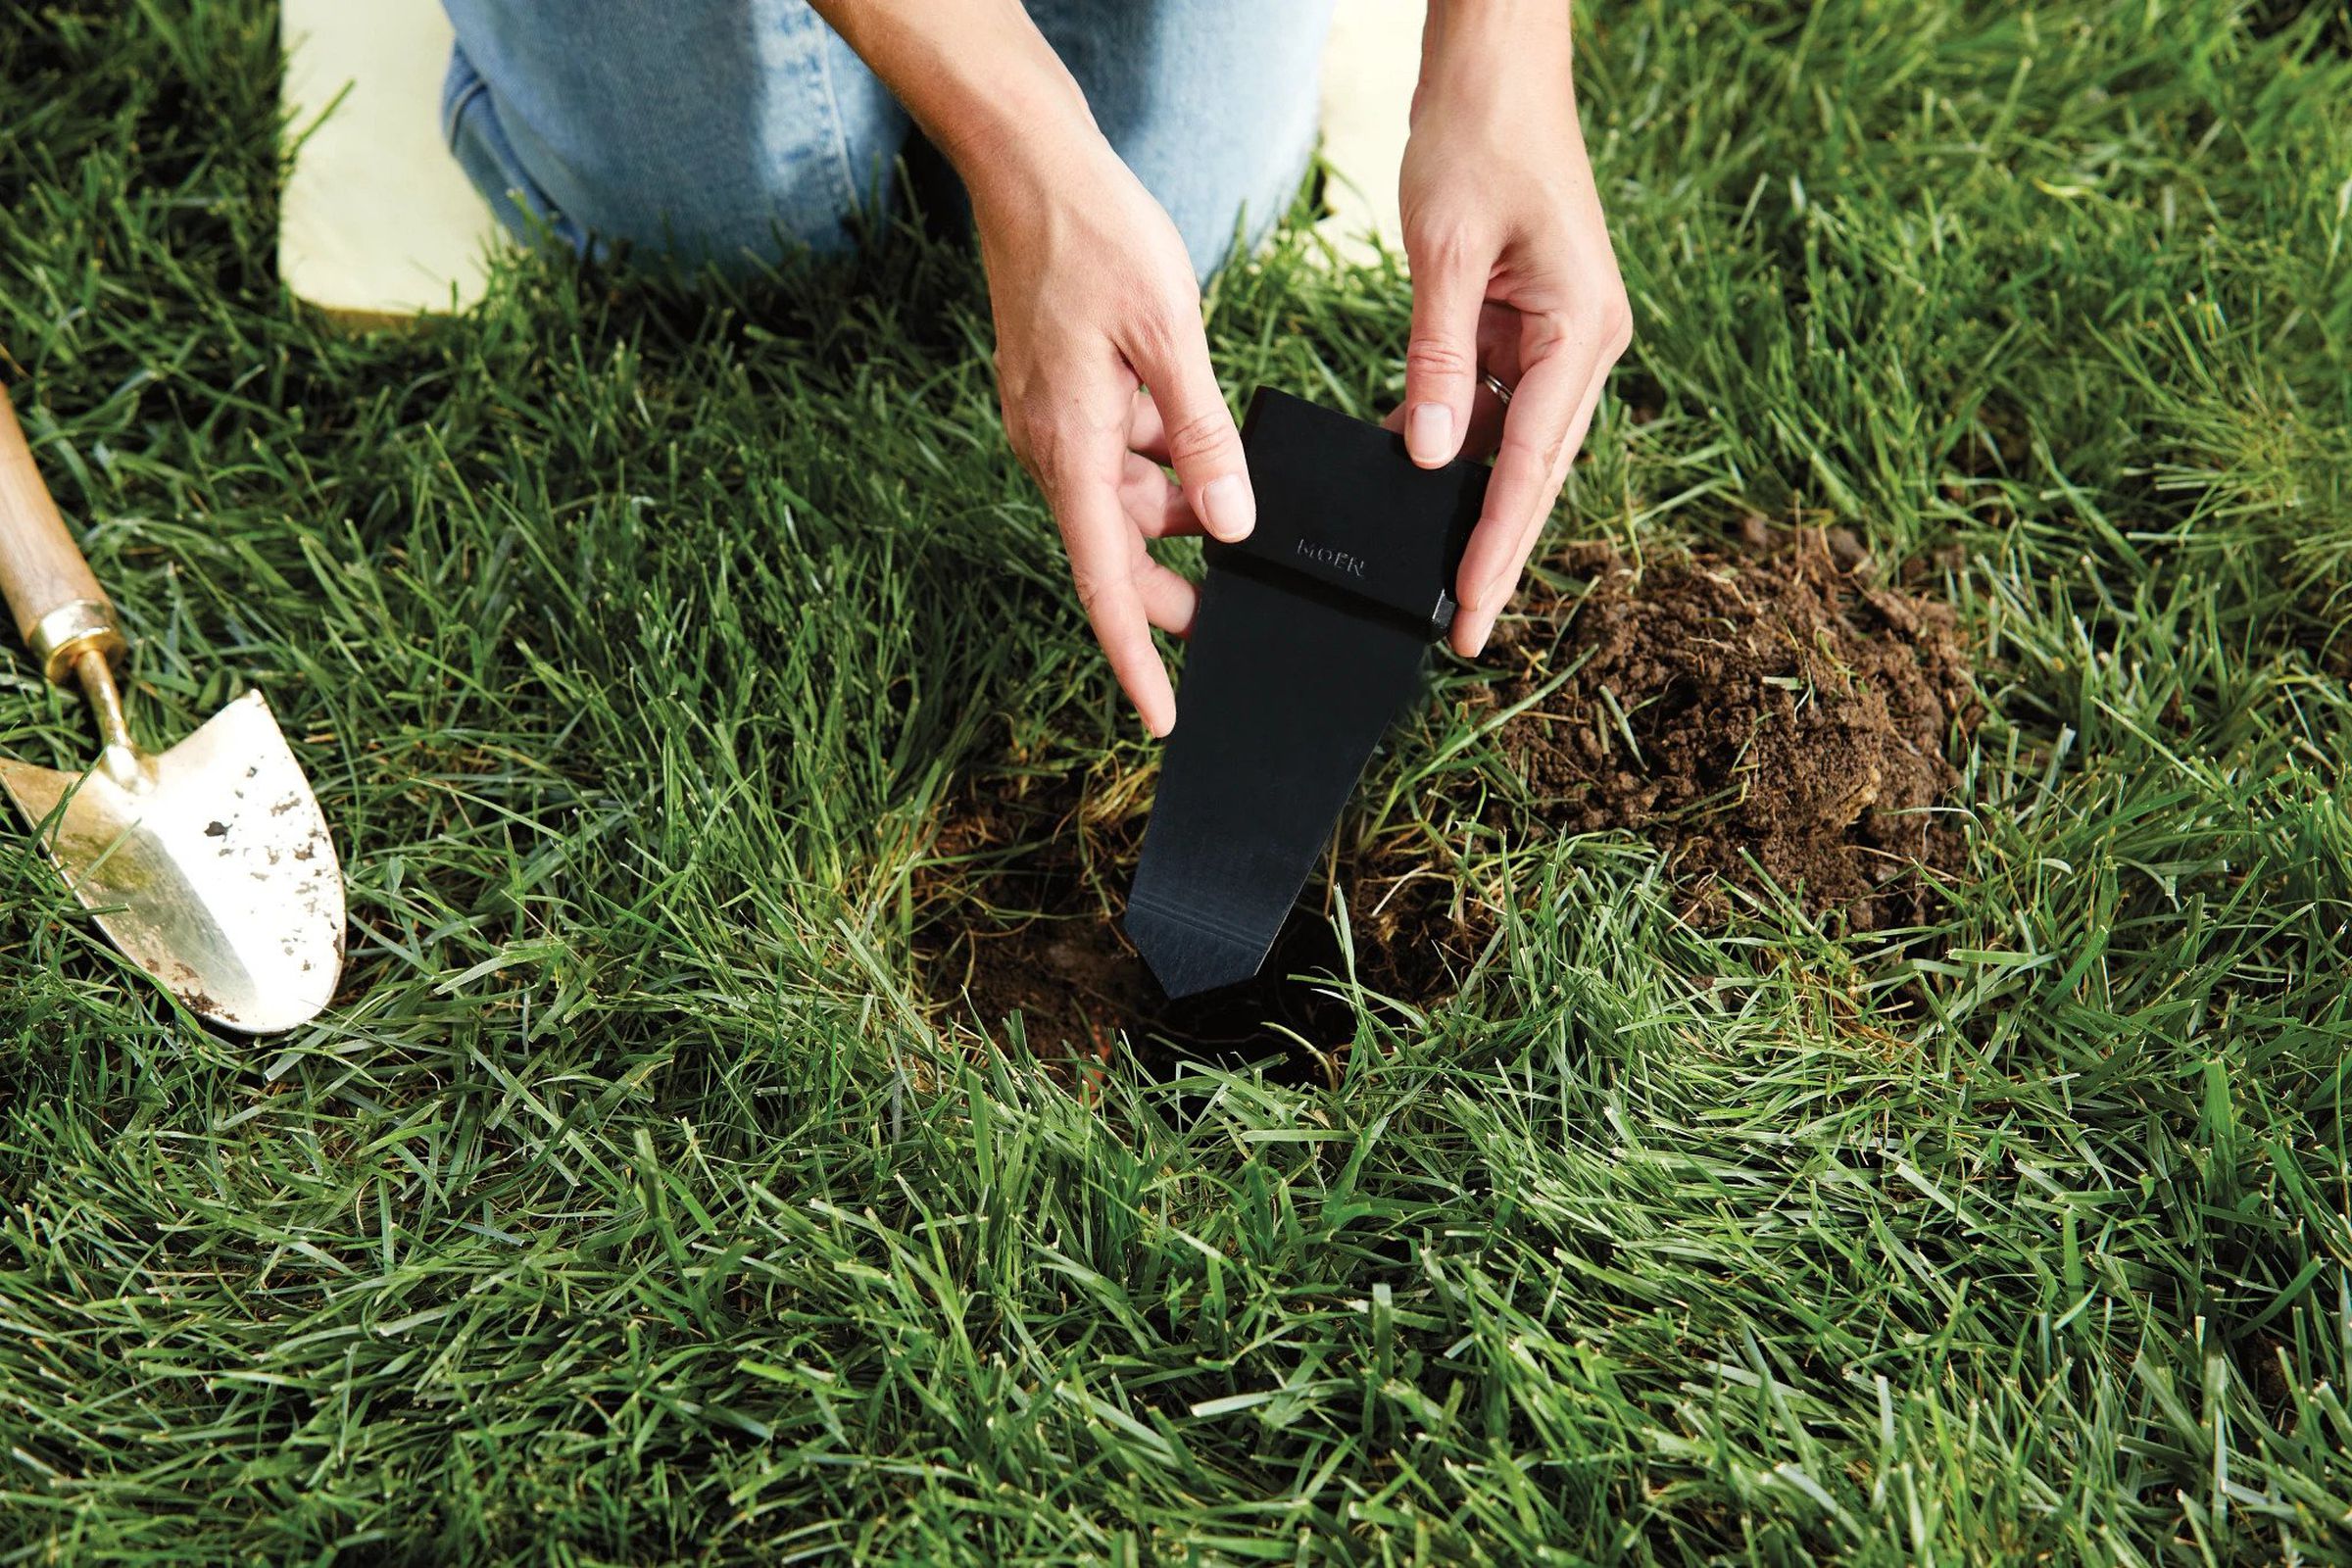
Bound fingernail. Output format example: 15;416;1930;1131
1406;403;1454;466
1199;474;1254;541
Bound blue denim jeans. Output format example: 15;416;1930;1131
440;1;1337;282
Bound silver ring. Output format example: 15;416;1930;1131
1480;371;1514;407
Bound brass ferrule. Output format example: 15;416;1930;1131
25;599;125;689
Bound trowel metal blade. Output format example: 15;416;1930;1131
1;690;345;1034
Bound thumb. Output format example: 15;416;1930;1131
1127;319;1254;544
1401;232;1489;468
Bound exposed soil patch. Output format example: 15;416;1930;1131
914;529;1975;1060
912;763;1489;1073
1486;527;1979;929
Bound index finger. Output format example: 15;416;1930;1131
1450;345;1598;635
1052;451;1178;737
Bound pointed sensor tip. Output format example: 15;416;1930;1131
1124;901;1274;1000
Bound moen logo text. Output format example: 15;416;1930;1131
1295;538;1367;577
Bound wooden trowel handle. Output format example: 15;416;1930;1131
0;384;122;686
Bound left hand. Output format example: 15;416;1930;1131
1393;1;1631;657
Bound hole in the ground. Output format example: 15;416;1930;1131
912;766;1485;1078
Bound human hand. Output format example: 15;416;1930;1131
968;126;1253;737
1395;0;1630;658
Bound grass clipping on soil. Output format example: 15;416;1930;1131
1492;528;1980;931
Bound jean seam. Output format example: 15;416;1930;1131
443;76;490;152
807;20;858;219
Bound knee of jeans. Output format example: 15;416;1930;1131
440;38;904;271
1101;55;1326;280
443;50;589;256
1164;137;1319;284
1042;0;1336;282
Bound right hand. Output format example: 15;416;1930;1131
967;129;1254;737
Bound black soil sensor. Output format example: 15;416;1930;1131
1125;387;1490;999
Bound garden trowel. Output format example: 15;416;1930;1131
0;386;343;1033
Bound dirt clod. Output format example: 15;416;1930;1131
1489;528;1979;929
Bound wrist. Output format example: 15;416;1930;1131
955;107;1116;230
937;56;1102;202
809;1;1101;198
1415;0;1575;124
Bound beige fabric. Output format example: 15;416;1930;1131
279;0;495;321
1315;0;1418;267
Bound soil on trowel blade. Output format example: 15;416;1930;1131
1488;527;1978;930
912;765;1485;1076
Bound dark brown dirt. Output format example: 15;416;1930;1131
911;763;1489;1072
1485;526;1979;929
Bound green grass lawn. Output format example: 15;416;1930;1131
4;1;2351;1561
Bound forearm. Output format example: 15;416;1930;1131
807;0;1097;189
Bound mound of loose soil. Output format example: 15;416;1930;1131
911;766;1488;1072
1488;527;1979;929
